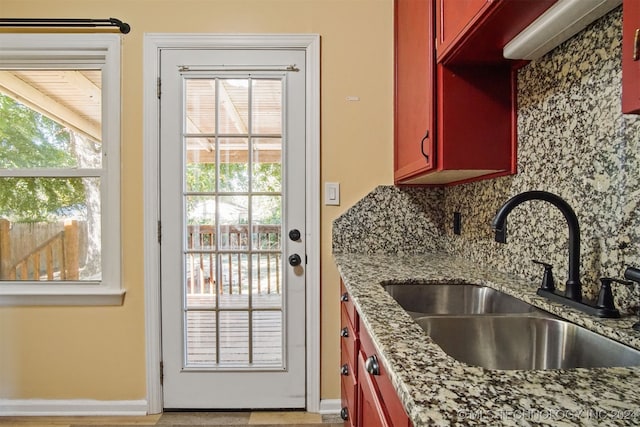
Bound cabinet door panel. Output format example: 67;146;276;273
340;351;357;427
436;0;487;55
394;0;435;182
357;352;390;427
623;0;640;114
359;320;411;427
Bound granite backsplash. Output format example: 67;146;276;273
333;7;640;314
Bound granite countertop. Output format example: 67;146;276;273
334;251;640;426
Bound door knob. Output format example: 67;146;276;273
288;229;301;241
288;254;302;266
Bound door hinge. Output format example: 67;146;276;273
157;77;161;99
160;361;164;386
157;220;162;244
305;254;308;265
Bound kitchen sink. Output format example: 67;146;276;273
416;315;640;370
382;283;542;317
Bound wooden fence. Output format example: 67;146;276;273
0;219;82;281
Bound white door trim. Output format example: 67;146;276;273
142;33;320;414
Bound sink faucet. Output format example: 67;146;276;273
491;190;582;301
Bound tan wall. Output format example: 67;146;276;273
0;0;394;402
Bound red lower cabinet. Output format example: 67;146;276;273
340;281;412;427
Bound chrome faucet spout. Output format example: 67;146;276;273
491;191;582;301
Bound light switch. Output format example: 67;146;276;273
325;182;340;206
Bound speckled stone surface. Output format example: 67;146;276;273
332;7;640;426
442;7;640;314
332;185;445;254
335;252;640;426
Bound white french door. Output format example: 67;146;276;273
159;48;306;409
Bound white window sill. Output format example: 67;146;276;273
0;285;126;306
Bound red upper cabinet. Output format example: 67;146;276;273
394;0;435;182
394;0;557;185
622;0;640;114
435;0;488;59
436;0;558;65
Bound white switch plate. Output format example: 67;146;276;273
325;182;340;206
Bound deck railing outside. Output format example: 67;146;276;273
185;224;282;297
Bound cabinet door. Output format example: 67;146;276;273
623;0;640;114
436;0;487;57
357;352;389;427
394;0;435;183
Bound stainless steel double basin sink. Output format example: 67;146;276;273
383;283;640;370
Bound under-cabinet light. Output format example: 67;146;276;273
503;0;621;60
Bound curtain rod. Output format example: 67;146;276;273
0;18;130;34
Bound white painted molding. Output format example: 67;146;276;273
319;399;341;414
0;399;147;416
143;33;321;415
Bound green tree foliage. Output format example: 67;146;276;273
0;94;86;222
185;159;282;226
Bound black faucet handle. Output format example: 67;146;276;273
532;260;552;268
532;260;555;292
600;277;634;288
624;266;640;284
596;277;634;311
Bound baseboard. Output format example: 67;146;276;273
0;399;148;416
318;398;341;414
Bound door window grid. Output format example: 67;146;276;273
182;76;285;369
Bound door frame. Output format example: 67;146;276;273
142;33;320;414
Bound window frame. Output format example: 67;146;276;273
0;34;123;306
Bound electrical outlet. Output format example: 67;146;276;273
453;212;462;235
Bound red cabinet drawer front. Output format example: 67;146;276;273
359;319;412;427
341;306;358;366
340;281;358;329
341;378;357;427
340;353;357;427
357;352;391;427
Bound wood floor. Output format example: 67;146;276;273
0;411;344;426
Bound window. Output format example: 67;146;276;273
0;34;122;305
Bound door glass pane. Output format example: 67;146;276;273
186;311;217;365
185;79;215;134
219;253;249;309
252;138;282;192
185;137;216;192
219;311;249;364
185;253;216;308
218;79;248;134
183;76;284;369
253;311;283;365
251;253;282;309
219;137;249;192
252;79;281;134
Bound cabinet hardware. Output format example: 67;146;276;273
633;28;639;61
420;130;430;161
365;354;380;376
341;363;349;376
340;292;349;302
340;327;349;338
340;407;349;420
